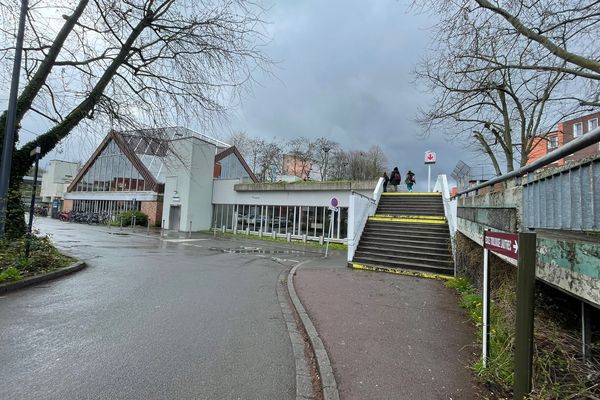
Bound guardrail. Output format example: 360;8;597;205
347;177;384;261
456;126;600;196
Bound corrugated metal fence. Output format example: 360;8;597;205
523;158;600;230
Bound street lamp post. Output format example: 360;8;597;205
322;146;331;181
0;0;29;238
25;146;41;257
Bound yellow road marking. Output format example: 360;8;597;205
381;192;441;196
349;263;452;280
368;216;447;224
373;214;446;220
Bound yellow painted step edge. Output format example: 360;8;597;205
381;192;441;196
349;262;452;280
374;214;446;220
368;216;447;225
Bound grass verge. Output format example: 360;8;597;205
0;235;75;283
202;230;348;251
447;276;600;400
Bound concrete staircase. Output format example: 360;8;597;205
351;192;454;276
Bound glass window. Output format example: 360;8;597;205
573;122;583;138
547;135;558;150
588;118;598;132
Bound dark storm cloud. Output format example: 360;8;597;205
226;0;482;190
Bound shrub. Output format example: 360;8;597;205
115;211;148;227
0;235;74;281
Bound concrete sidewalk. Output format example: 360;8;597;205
294;256;483;400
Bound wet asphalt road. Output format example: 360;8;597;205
0;218;317;400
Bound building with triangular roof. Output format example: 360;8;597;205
64;127;256;228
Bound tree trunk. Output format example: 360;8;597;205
0;0;90;158
4;12;152;235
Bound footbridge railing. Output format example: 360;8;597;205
347;177;384;262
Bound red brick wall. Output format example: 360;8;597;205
141;201;163;226
561;112;600;162
63;199;73;212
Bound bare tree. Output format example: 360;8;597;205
228;131;252;158
256;139;283;182
415;0;582;173
285;137;314;180
472;0;600;81
311;137;339;181
328;149;350;180
365;145;388;178
0;0;269;235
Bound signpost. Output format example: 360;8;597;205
25;146;41;257
325;197;339;258
514;231;537;400
482;230;519;367
482;230;537;400
424;151;436;192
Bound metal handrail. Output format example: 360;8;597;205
351;190;376;204
457;126;600;196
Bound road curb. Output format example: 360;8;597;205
0;261;87;295
277;268;316;400
288;260;340;400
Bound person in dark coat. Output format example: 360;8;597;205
382;172;389;192
405;170;416;192
389;167;401;192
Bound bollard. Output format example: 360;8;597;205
319;235;324;245
161;219;165;238
188;221;192;238
258;229;263;238
222;225;226;233
286;232;291;242
272;231;276;239
302;234;307;243
246;227;250;235
147;221;150;235
120;216;123;231
132;215;136;233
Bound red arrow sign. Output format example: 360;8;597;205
484;231;519;260
427;153;433;160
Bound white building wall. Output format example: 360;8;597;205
162;137;216;231
40;160;79;202
212;179;373;207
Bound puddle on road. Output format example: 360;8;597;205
109;232;130;236
209;246;307;255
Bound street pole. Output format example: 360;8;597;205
0;0;29;238
428;164;431;192
322;146;331;181
482;229;491;367
25;146;41;257
513;231;537;400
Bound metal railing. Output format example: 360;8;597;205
457;126;600;196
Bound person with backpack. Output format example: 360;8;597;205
405;170;416;192
382;172;389;192
389;167;401;192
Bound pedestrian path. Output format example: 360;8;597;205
294;256;482;400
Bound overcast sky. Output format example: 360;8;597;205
222;0;491;190
15;0;496;190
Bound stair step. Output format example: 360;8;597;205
357;241;450;254
364;224;449;234
352;257;454;276
353;250;453;265
361;232;450;242
356;246;451;261
358;235;449;246
366;220;449;228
